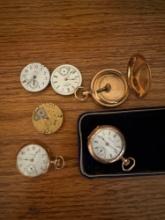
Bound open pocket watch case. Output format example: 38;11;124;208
75;54;151;107
78;107;165;178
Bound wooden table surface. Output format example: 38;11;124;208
0;0;165;219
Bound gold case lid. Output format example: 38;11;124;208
127;54;151;98
91;69;129;107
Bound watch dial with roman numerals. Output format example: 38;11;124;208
17;144;50;177
88;126;125;163
20;63;50;92
51;64;82;95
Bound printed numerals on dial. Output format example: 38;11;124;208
20;63;50;92
51;64;82;95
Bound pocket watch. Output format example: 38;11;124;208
16;144;65;177
88;125;135;172
32;103;63;135
51;64;82;95
75;54;151;107
20;63;50;92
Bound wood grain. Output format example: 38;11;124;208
0;0;165;219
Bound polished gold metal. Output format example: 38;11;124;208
96;83;111;93
90;69;129;107
87;125;135;172
127;54;151;97
32;103;63;134
74;54;151;107
75;69;129;107
74;86;91;101
50;156;65;170
41;147;65;171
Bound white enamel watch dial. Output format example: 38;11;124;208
88;126;125;163
20;63;50;92
51;64;82;95
88;125;136;172
16;144;50;177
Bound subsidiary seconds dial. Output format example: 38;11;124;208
20;63;50;92
51;64;82;95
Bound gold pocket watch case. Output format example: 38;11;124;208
128;54;151;98
88;125;135;172
75;54;151;107
90;69;128;107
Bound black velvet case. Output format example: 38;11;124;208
78;107;165;178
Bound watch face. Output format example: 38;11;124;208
20;63;50;92
51;64;82;95
88;126;125;163
17;144;50;177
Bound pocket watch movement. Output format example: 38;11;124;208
32;103;63;135
20;63;50;92
51;64;82;95
16;144;65;177
88;125;135;172
75;54;151;107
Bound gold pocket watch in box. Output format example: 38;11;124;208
88;125;135;172
75;54;151;107
16;144;65;177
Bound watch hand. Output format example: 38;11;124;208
98;135;105;141
23;154;36;161
64;77;75;81
68;69;75;75
98;136;112;149
27;75;37;85
27;77;33;85
23;158;34;162
102;137;117;150
98;135;116;151
109;138;121;152
67;78;76;80
34;150;40;159
33;79;36;86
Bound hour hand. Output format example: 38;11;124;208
23;158;30;161
25;75;37;86
67;77;76;80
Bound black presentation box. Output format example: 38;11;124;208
78;107;165;178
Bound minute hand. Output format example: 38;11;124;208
67;78;76;80
105;138;117;149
